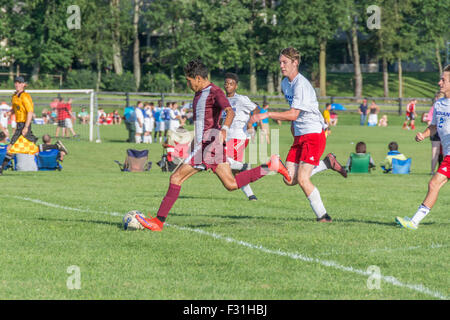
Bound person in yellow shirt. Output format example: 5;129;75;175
0;77;68;175
380;141;407;173
323;103;332;136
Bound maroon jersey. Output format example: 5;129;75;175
192;82;231;146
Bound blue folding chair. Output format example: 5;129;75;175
36;149;62;171
392;158;411;174
0;146;13;170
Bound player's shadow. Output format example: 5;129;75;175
178;195;237;201
170;211;313;223
35;216;122;229
335;218;436;227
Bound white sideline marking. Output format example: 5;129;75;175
11;196;448;300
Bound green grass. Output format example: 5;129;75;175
0;115;448;300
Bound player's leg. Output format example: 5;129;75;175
227;138;257;200
283;161;298;186
137;163;200;231
431;141;441;174
311;153;347;178
297;162;331;222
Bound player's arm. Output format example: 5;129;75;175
416;125;436;142
251;108;300;123
221;106;235;142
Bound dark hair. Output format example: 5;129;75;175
184;58;208;79
224;72;239;83
0;131;6;141
42;134;51;144
325;103;331;108
444;64;450;72
388;141;398;151
356;141;366;153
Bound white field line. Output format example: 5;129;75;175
10;195;449;300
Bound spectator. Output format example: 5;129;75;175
112;109;121;125
0;101;11;138
49;98;58;124
77;107;90;124
358;98;368;126
42;133;66;162
402;98;418;130
380;141;408;173
346;141;376;172
367;100;380;126
378;114;388;127
329;109;338;126
323;103;332;136
97;108;107;125
123;105;136;143
0;131;7;146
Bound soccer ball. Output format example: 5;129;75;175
122;210;146;231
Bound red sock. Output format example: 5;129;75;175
156;183;181;219
235;166;269;189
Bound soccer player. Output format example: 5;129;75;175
224;72;258;201
135;59;291;231
153;101;164;143
143;102;154;144
402;99;417;130
0;76;68;175
396;65;450;230
250;47;347;222
134;101;144;144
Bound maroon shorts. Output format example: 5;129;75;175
226;138;249;162
286;131;326;166
437;155;450;178
188;141;227;173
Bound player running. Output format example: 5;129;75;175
0;76;68;175
224;72;258;201
396;65;450;230
250;47;346;222
135;59;291;231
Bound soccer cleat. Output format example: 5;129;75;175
136;214;164;232
395;216;418;230
56;140;69;155
317;213;332;223
266;154;291;182
323;153;347;178
248;195;258;201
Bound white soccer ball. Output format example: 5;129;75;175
122;210;146;231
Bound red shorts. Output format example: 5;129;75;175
286;131;326;166
188;141;226;173
437;155;450;178
226;138;249;162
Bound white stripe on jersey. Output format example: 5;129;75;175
194;87;210;145
227;93;257;140
282;73;325;136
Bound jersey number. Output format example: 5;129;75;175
438;117;444;128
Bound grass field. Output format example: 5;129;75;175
0;113;448;300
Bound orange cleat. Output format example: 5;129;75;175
136;214;164;232
266;154;291;183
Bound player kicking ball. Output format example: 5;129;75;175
396;65;450;230
136;59;291;231
224;72;259;201
250;47;346;223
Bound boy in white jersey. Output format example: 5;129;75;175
143;102;154;144
224;72;258;201
250;47;347;222
396;65;450;230
134;101;144;144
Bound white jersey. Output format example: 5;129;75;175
170;109;181;131
431;97;450;156
0;103;10;127
281;73;325;136
135;107;144;127
227;93;257;140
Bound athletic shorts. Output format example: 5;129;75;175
135;122;144;134
58;120;66;128
164;120;171;131
406;113;415;121
226;138;249;162
186;140;226;173
144;118;154;132
437;155;450;178
430;132;441;142
286;131;326;166
65;118;73;129
155;121;164;132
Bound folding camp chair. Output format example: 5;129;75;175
392;158;411;174
349;153;372;173
36;149;63;171
0;147;13;171
115;149;152;172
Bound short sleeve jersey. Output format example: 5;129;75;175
227;93;257;140
135;107;144;123
192;83;231;145
281;73;325;136
11;92;33;123
431;97;450;155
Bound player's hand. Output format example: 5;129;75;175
250;113;268;124
22;126;28;137
415;132;425;142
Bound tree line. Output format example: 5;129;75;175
0;0;448;97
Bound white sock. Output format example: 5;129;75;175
310;160;328;177
241;184;254;198
411;204;430;226
307;187;327;219
135;135;142;144
228;158;245;171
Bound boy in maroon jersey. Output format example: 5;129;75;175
136;59;290;231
